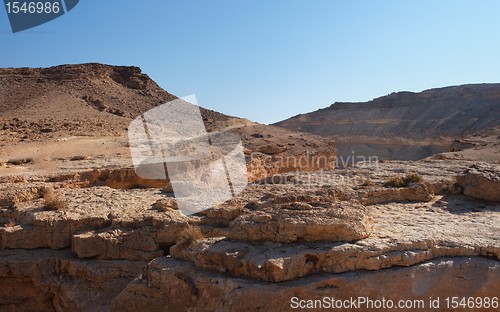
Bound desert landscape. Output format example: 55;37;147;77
0;63;498;311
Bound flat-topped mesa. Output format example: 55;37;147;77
275;83;500;140
0;63;147;85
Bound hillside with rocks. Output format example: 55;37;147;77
0;64;498;311
0;64;335;180
0;64;176;137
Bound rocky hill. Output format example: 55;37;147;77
0;64;176;137
0;64;335;180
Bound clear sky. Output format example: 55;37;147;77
1;1;500;124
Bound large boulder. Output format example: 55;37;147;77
227;201;372;243
456;164;500;201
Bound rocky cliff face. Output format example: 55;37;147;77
0;159;499;311
113;257;499;312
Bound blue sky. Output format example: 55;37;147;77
1;1;500;124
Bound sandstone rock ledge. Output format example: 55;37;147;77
112;257;500;312
0;159;498;311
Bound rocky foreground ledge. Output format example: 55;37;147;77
0;160;499;311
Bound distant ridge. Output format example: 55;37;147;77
275;83;500;139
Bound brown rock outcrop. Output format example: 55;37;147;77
72;228;164;261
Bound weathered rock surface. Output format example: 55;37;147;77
0;159;498;311
72;228;164;261
227;201;372;243
113;257;500;312
0;249;144;312
358;183;434;205
457;163;500;201
171;195;500;282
